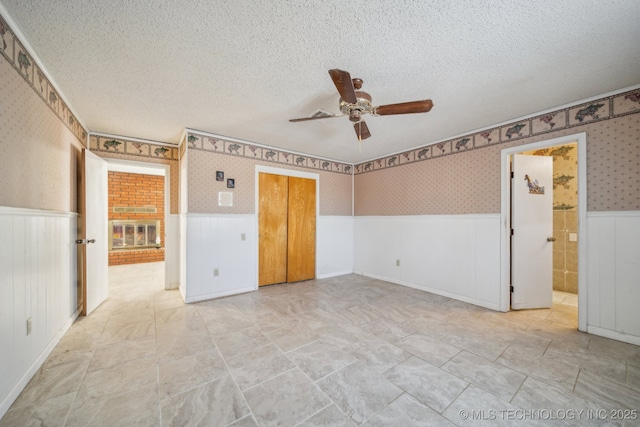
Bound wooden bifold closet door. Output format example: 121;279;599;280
258;173;316;286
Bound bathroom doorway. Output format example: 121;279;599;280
501;132;587;331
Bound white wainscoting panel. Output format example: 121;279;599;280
317;215;354;278
165;214;180;289
354;214;502;311
0;208;78;419
183;214;256;303
587;211;640;345
182;214;355;302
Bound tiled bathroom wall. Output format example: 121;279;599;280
523;143;579;293
553;209;578;292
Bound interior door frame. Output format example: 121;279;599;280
104;158;174;290
500;132;587;331
255;165;319;289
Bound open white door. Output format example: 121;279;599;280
511;154;553;309
80;149;109;315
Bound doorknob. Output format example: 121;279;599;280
547;237;556;242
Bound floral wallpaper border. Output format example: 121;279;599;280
354;88;640;174
89;134;179;161
0;14;88;145
185;131;353;175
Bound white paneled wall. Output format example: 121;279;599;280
317;216;354;278
182;214;355;302
354;215;502;311
0;208;78;418
183;214;256;303
587;211;640;345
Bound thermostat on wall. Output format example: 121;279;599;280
218;191;233;207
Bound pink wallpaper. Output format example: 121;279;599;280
355;89;640;215
0;58;83;212
355;145;501;215
0;15;87;145
0;13;89;213
585;116;640;211
186;132;352;215
88;135;179;214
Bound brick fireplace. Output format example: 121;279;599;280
108;171;165;266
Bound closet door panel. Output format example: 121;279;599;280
258;173;288;286
287;177;316;282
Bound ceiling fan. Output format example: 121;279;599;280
289;69;434;141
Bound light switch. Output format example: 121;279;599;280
218;191;233;207
241;233;246;241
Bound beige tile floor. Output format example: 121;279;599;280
2;262;639;426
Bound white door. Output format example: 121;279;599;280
511;154;553;309
82;149;109;314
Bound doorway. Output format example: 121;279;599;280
500;133;587;331
256;166;319;287
105;159;175;290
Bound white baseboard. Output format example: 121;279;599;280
587;325;640;346
183;286;255;303
317;270;354;279
355;271;503;312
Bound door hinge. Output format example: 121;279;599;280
510;171;514;178
510;228;514;236
510;285;514;293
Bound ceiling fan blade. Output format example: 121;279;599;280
289;115;340;122
374;99;434;116
289;110;341;122
329;69;357;104
354;121;371;140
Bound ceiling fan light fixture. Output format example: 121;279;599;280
340;91;373;119
349;110;361;122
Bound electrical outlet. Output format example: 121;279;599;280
26;318;32;336
214;268;219;277
396;259;400;267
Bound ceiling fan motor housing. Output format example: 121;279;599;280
340;90;373;122
290;69;433;141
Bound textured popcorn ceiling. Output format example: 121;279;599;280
2;0;639;163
